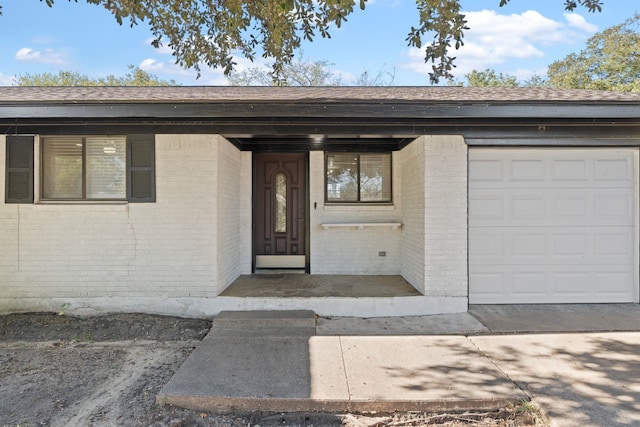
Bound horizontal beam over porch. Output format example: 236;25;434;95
3;120;640;151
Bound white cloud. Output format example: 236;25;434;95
15;47;66;65
139;58;171;73
0;73;16;86
144;37;173;55
138;58;229;85
399;9;596;80
564;12;598;33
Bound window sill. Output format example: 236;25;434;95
323;204;396;212
36;200;129;205
321;222;402;230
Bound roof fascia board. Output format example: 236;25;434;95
4;123;639;142
2;102;640;120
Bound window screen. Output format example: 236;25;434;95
326;152;392;203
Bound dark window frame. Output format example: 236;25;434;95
324;151;393;204
5;133;155;204
41;135;127;201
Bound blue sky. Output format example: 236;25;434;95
0;0;636;86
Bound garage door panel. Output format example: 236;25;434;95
470;273;505;298
594;233;633;256
471;191;633;227
553;234;588;255
471;227;632;265
595;158;633;182
512;234;546;256
469;196;504;219
469;148;638;304
470;149;635;190
511;197;546;219
471;266;634;304
595;272;634;296
553;197;587;217
554;272;591;296
512;272;548;296
552;159;587;180
469;233;504;257
594;194;633;219
469;159;503;181
510;159;545;181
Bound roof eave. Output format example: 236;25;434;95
1;100;639;121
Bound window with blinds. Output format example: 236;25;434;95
42;138;84;199
41;136;133;201
325;152;392;203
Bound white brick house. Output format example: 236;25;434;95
1;87;639;317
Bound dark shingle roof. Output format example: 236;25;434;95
1;86;639;104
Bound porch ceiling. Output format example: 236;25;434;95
228;136;413;151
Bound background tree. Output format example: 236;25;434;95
14;65;176;86
228;58;343;86
522;74;550;87
353;68;395;86
547;13;640;92
227;56;395;86
463;69;519;87
1;0;606;84
448;69;547;87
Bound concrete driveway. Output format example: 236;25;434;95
319;304;640;426
471;332;640;426
467;304;640;426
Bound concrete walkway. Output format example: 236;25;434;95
157;305;640;426
157;310;524;413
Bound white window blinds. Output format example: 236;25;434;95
42;138;83;199
42;136;126;200
86;137;126;199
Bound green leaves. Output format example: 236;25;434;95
465;69;519;87
7;0;608;84
564;0;603;13
547;13;640;92
409;0;468;83
82;0;365;81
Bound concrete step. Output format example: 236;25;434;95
209;310;316;337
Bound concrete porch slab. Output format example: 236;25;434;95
219;275;422;298
157;310;526;413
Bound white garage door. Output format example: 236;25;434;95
469;148;638;304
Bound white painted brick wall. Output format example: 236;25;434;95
400;138;426;292
0;134;229;299
422;135;468;298
215;137;251;292
1;133;468;308
309;151;403;274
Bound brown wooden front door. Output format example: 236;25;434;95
254;153;306;269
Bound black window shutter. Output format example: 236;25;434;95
127;134;156;202
5;135;34;204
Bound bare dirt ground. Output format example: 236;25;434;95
0;313;541;427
